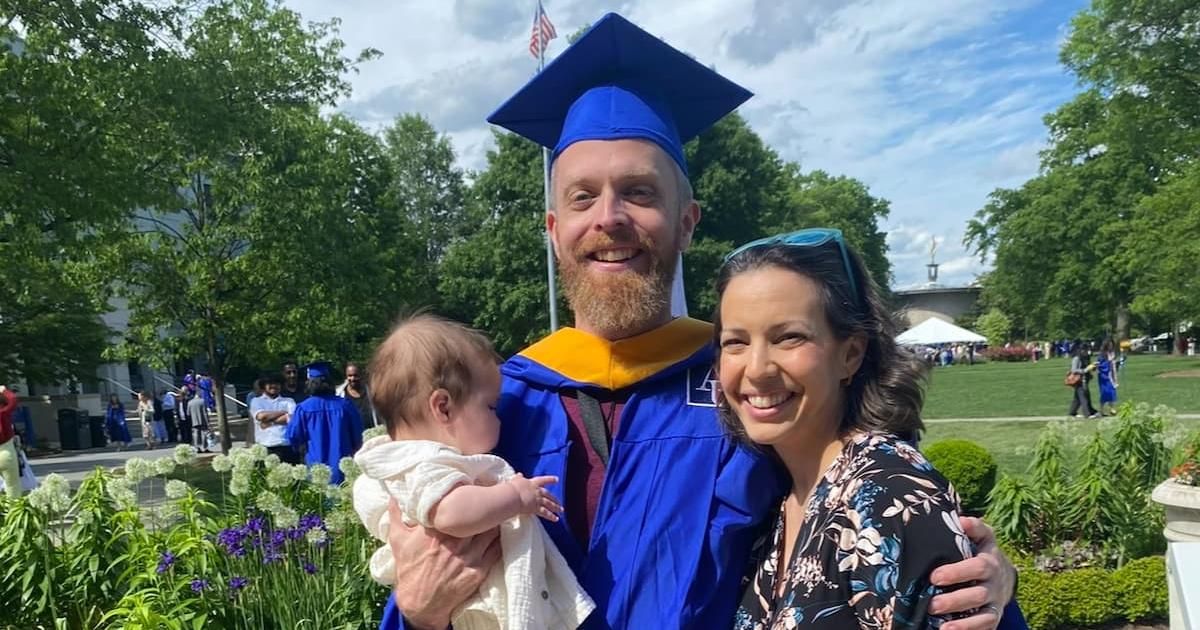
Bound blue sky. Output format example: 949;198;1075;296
283;0;1090;289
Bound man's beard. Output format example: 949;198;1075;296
558;230;675;338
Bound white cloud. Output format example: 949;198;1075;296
281;0;1086;288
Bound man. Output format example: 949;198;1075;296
250;374;300;464
336;362;379;428
186;388;210;453
243;378;263;446
161;387;180;443
0;384;23;498
280;360;307;403
284;361;362;483
382;14;1020;630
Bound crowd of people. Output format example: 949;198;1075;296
110;361;378;478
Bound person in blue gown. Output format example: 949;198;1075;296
1097;340;1119;416
105;393;132;450
285;361;362;484
378;13;1022;630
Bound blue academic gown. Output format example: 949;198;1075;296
285;393;362;484
379;318;1029;630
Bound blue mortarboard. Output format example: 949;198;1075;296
487;13;752;176
304;361;332;380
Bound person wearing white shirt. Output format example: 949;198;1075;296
250;374;299;464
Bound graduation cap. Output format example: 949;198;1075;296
304;361;332;380
487;13;751;176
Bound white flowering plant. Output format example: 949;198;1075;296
0;434;385;629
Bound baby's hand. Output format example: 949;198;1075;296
507;473;563;522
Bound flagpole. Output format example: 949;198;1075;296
537;7;559;331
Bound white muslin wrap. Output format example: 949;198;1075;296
352;435;595;630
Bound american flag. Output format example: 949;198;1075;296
529;1;557;60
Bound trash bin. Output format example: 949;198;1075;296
86;411;106;448
57;409;91;450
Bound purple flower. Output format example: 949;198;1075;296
302;561;318;575
229;576;248;591
270;531;287;547
190;579;209;593
156;551;176;574
246;516;267;532
262;550;283;565
299;514;324;531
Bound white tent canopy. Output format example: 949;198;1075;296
896;317;986;346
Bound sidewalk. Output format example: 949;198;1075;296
28;416;252;485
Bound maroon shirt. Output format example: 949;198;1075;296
559;390;628;549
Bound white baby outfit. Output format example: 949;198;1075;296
352;435;595;630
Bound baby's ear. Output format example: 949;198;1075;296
427;388;453;424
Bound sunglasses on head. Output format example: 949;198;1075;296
724;228;860;301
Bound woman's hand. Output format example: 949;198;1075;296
387;499;501;630
928;517;1015;630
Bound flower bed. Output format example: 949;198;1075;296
0;443;388;629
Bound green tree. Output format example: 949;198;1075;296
440;131;558;357
972;0;1200;341
1;0;179;384
976;308;1014;347
102;0;381;451
1121;162;1200;328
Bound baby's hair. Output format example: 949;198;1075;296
369;313;501;437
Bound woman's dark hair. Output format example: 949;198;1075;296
712;240;928;443
262;373;283;387
305;376;336;397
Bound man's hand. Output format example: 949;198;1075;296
388;499;501;630
506;473;562;522
928;517;1016;630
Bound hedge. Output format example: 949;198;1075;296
923;439;997;514
1015;556;1168;630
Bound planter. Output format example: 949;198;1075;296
1152;478;1200;543
1151;479;1200;630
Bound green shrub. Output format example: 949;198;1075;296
924;439;997;514
1016;569;1062;630
1057;567;1118;626
1016;562;1168;630
1112;556;1168;622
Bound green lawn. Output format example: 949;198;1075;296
921;354;1200;419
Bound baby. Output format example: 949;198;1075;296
352;314;594;630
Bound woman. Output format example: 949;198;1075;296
105;393;132;451
1096;340;1118;416
715;229;980;629
137;392;157;449
1067;343;1099;419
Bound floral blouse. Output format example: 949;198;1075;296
733;431;973;630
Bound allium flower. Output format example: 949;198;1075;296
210;453;232;473
228;576;248;592
305;528;328;546
106;477;138;510
263;454;281;470
75;510;95;527
309;463;332;486
266;465;293;489
173;444;197;466
28;473;72;512
229;474;251;497
249;444;268;461
230;448;255;471
288;463;309;482
154;457;176;476
274;506;299;529
156;551;176;574
254;491;283;514
338;457;360;482
124;457;153;484
191;579;209;593
165;479;190;500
